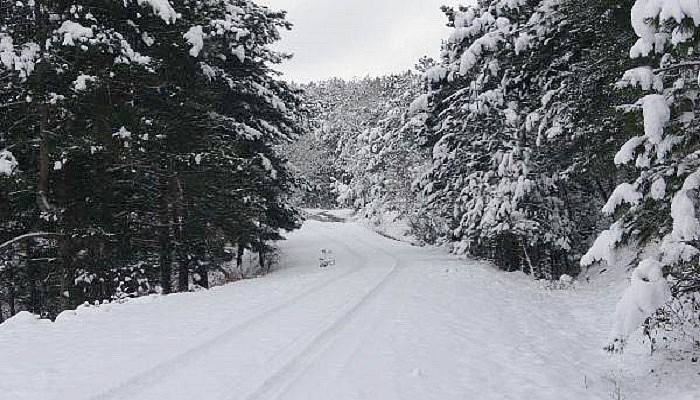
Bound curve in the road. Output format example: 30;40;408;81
243;231;403;400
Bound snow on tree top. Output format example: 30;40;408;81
0;150;18;176
73;74;97;91
602;183;642;216
184;26;205;57
0;34;40;79
630;0;700;57
670;170;700;243
137;0;179;24
57;21;94;46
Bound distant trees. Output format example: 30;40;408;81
285;72;430;234
0;0;301;320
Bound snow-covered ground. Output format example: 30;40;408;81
1;213;698;400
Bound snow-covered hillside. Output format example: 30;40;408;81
1;214;697;400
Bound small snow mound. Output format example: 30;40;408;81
410;368;425;378
55;310;78;323
559;274;574;285
1;311;42;328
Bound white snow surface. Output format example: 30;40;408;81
1;214;698;400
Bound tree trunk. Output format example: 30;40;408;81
37;102;51;211
197;262;209;289
25;241;41;314
35;7;52;214
258;248;266;272
158;227;173;294
522;240;536;279
236;244;244;270
8;278;16;317
178;258;189;292
173;175;188;293
157;153;173;294
58;239;72;313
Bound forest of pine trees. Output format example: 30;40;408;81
1;0;699;354
292;0;700;350
0;0;301;321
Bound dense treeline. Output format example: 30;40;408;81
415;0;640;279
0;0;301;321
298;0;700;350
2;0;699;354
287;70;431;234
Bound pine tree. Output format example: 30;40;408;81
585;0;700;348
0;0;302;318
414;0;637;279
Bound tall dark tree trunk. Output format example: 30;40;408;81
8;276;16;317
25;241;41;314
178;258;189;292
37;102;51;212
9;294;15;316
157;153;173;294
34;6;52;214
197;262;209;289
158;226;173;294
174;176;188;292
236;244;244;270
258;247;266;272
57;238;73;313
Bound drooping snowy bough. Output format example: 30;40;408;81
584;0;700;350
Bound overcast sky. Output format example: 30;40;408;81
257;0;465;82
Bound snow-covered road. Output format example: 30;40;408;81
1;214;697;400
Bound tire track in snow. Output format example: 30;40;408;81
89;223;371;400
242;231;402;400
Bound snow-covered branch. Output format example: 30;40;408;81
0;232;63;253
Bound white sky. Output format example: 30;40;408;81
258;0;466;82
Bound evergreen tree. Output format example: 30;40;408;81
0;0;302;319
414;0;637;279
584;0;700;349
